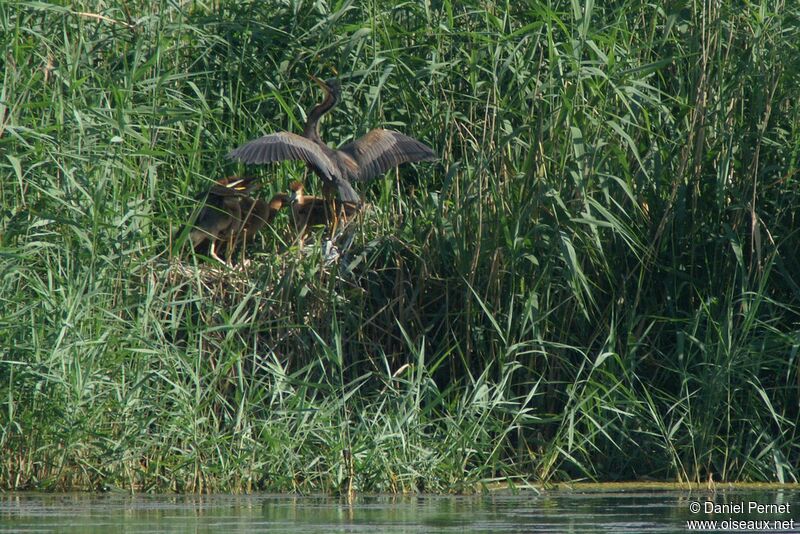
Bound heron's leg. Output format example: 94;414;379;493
330;200;339;238
224;232;236;265
240;229;249;266
338;201;350;228
321;181;343;239
325;192;340;239
291;210;306;248
209;239;226;264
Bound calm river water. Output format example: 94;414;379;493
1;489;799;533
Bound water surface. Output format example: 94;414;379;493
2;488;799;533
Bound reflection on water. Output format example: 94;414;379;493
1;489;799;533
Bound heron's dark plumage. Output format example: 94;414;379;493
227;77;436;204
180;176;286;262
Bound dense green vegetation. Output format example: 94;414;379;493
2;0;800;493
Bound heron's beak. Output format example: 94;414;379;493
289;190;298;204
227;177;260;193
226;177;249;192
309;74;327;91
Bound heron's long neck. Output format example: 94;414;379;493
303;92;337;145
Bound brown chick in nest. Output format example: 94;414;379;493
288;180;360;240
182;177;290;263
231;193;291;250
181;176;257;263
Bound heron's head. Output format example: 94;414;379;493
288;180;304;203
269;193;291;211
310;75;341;103
220;175;260;193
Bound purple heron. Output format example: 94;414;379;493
287;180;359;239
183;177;288;263
227;77;437;206
234;192;291;246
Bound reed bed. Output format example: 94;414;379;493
1;0;799;492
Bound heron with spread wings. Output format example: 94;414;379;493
226;76;437;208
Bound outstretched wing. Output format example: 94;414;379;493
338;128;437;182
227;132;337;178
